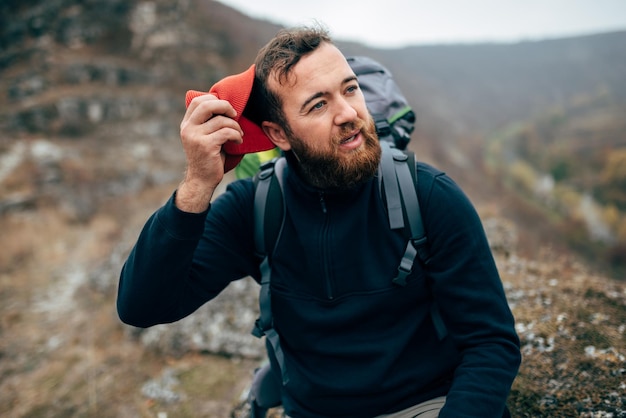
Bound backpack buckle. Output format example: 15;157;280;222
373;115;391;138
412;236;431;266
392;247;415;287
412;236;428;247
257;159;278;181
252;318;266;338
392;264;410;287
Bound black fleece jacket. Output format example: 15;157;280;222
117;160;521;418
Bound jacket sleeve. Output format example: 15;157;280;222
116;179;259;328
421;170;521;418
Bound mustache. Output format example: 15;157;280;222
334;118;371;143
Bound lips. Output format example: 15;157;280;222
340;130;360;144
341;135;357;144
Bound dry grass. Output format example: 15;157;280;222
502;250;626;417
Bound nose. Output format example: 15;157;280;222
333;96;358;126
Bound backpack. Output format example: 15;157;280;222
345;55;416;151
245;56;445;418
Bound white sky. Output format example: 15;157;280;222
216;0;626;48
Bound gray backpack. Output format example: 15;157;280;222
346;55;415;150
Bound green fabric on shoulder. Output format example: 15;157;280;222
235;148;280;179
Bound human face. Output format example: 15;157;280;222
263;43;381;189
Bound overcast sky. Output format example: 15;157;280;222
216;0;626;48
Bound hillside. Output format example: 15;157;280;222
0;1;624;417
485;95;626;276
363;31;626;136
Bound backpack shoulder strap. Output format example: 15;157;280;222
252;156;290;385
253;157;286;257
379;141;430;267
379;142;447;340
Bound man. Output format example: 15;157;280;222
117;26;521;417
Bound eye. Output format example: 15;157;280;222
310;101;326;112
346;84;359;94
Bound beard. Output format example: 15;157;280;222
286;116;382;191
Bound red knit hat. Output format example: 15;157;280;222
185;64;275;172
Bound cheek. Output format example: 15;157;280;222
356;103;371;123
292;119;334;150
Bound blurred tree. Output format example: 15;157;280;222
599;148;626;209
509;160;537;195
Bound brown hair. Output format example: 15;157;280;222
245;25;332;131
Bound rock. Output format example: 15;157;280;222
135;277;265;359
141;368;185;404
483;217;518;257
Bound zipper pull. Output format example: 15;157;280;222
319;192;327;214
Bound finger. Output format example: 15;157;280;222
180;109;243;148
183;93;215;123
200;115;244;142
180;121;243;161
185;95;238;125
197;126;244;150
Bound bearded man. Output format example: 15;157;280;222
117;25;520;418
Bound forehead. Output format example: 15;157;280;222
271;43;353;103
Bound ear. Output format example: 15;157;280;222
262;121;292;151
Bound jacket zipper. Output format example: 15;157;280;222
319;193;334;300
319;192;327;214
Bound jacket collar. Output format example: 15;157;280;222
283;152;375;202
